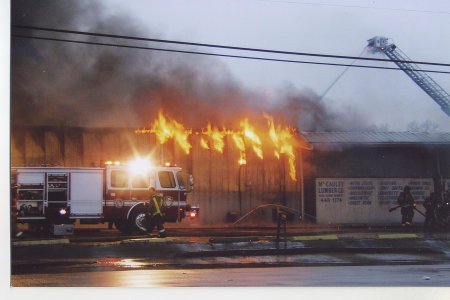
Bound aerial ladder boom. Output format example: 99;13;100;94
368;36;450;117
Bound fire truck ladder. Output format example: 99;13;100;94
368;36;450;117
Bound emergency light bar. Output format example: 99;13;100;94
128;158;153;176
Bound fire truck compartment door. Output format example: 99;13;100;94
18;172;45;185
70;171;103;216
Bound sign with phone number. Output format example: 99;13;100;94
316;178;436;224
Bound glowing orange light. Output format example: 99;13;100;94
146;111;192;154
200;137;210;150
135;112;300;181
205;123;226;153
265;113;297;181
241;119;263;159
231;133;246;165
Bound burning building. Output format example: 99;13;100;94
11;121;450;226
10;112;311;225
10;1;450;227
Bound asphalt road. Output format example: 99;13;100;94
11;264;450;287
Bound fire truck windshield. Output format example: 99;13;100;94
176;172;185;190
176;171;194;192
131;174;149;188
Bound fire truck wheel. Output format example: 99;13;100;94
114;221;131;234
130;207;148;234
28;222;50;234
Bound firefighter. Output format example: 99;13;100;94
146;187;167;238
397;185;416;226
423;191;437;232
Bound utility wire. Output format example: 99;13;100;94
257;0;450;15
12;24;450;68
12;34;450;75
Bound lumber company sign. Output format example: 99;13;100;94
315;178;434;224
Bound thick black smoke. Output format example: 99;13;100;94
11;0;368;131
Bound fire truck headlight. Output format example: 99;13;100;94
59;208;67;215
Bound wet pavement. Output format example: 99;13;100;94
11;224;450;275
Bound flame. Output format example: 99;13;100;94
202;123;226;153
150;112;192;154
240;119;263;159
231;133;246;165
265;113;297;181
136;111;301;181
238;158;247;166
200;137;210;150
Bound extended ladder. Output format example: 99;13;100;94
368;36;450;117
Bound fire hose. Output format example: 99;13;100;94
388;204;425;217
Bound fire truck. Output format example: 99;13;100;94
11;159;198;235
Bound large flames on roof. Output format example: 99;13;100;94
149;112;192;154
136;111;302;181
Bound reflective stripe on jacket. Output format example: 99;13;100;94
151;194;165;217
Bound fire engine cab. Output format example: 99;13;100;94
12;159;198;235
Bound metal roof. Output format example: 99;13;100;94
300;132;450;145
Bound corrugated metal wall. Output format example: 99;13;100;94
11;127;302;225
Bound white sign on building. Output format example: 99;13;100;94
316;178;434;224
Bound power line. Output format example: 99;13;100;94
12;34;450;75
257;0;450;15
12;24;450;68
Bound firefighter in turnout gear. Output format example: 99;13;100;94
423;191;437;232
397;185;416;226
146;187;167;238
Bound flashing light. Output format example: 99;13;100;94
165;162;171;167
238;158;247;166
128;157;153;176
59;208;67;215
103;160;120;166
190;211;197;218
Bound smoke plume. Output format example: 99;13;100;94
11;0;368;131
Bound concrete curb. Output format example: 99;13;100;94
291;234;338;241
377;233;418;239
121;237;177;244
12;230;448;247
178;246;444;258
12;239;70;247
